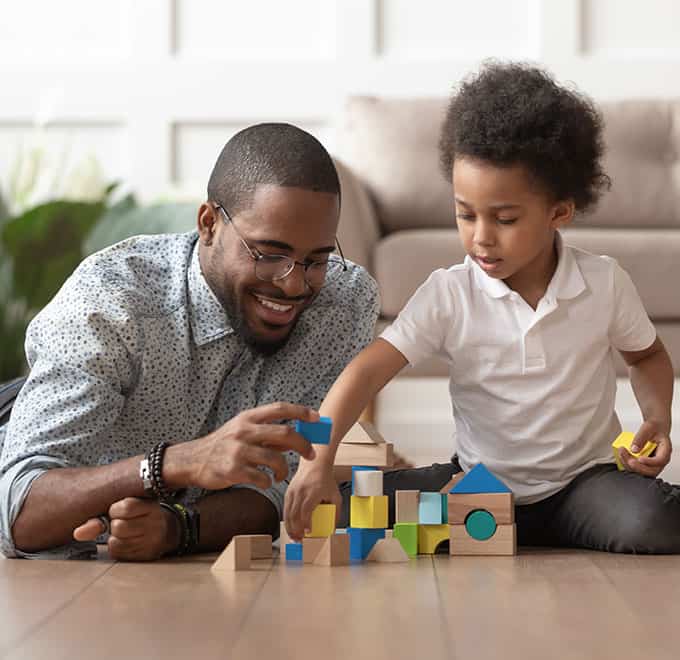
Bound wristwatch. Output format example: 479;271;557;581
139;458;154;496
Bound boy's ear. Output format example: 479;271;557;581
550;199;575;229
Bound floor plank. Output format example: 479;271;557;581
5;554;271;660
0;556;113;657
229;555;452;660
433;549;660;660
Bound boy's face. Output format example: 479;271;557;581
452;158;573;287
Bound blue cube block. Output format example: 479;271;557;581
295;417;332;445
348;527;385;561
285;543;303;561
419;492;443;525
351;466;378;495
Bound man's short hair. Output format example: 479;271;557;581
207;123;340;215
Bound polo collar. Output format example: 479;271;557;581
187;240;233;346
469;231;586;301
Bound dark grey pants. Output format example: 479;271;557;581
338;459;680;554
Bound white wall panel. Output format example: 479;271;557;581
0;1;131;60
174;0;337;59
378;0;538;59
581;0;680;58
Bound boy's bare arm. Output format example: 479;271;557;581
619;336;674;475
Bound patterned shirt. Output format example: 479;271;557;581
0;231;379;558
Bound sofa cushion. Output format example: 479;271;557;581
374;227;680;320
339;97;680;232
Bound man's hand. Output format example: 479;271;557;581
618;420;672;478
167;402;318;492
284;462;341;542
73;498;180;561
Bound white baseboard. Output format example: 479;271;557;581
376;377;680;483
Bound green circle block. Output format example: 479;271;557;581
465;510;497;541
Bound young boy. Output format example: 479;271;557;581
284;62;679;553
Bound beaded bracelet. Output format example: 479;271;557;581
146;441;175;500
160;502;200;556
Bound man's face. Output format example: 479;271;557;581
198;184;340;355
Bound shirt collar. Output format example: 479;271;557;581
187;239;233;346
469;231;585;302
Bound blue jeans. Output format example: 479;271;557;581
338;459;680;554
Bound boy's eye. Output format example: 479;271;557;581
498;218;518;225
456;214;475;221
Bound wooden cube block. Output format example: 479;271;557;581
212;535;251;572
305;503;336;538
419;492;443;525
302;537;327;564
354;470;384;497
447;492;514;525
366;538;409;563
395;490;419;524
350;495;388;529
393;523;418;556
285;543;303;561
612;431;657;470
450;523;517;556
249;534;273;559
314;534;350;566
418;524;449;555
295;417;332;444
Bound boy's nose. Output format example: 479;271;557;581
473;222;496;246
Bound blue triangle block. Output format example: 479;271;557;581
450;463;511;494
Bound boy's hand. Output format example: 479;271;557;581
284;462;341;542
618;420;672;478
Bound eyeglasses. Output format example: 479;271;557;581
214;204;347;287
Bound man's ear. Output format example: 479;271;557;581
197;202;218;246
550;199;575;230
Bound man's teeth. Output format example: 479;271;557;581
256;296;293;312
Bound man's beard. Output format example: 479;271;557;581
216;283;300;357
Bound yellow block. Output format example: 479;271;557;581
305;504;336;538
612;431;657;471
418;524;449;555
350;495;388;529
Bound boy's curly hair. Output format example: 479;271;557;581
439;61;611;212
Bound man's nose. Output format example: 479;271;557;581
274;263;310;298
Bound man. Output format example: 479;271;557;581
0;123;379;560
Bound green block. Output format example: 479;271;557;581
393;523;419;556
465;510;497;541
441;493;448;523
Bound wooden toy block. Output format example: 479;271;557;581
419;492;443;525
450;463;511;494
447;492;514;525
393;523;418;556
385;529;394;539
305;503;336;538
285;543;303;561
351;466;377;495
354;470;384;497
612;431;657;470
439;472;465;493
441;494;448;523
314;534;350;566
350;495;388;528
249;534;273;559
395;490;419;524
334;442;395;468
302;537;327;563
366;538;409;563
348;527;386;560
418;524;449;555
295;416;332;445
465;510;497;541
341;420;386;445
212;535;251;572
450;523;517;556
279;521;290;550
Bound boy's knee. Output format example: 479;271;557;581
607;504;680;554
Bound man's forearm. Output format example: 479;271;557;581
629;347;674;436
193;488;279;553
12;442;196;553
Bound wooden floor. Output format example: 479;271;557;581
2;548;679;660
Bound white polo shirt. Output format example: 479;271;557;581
380;233;657;504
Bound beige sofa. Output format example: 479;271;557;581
335;96;680;377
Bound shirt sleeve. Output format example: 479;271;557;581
607;260;657;352
380;270;451;366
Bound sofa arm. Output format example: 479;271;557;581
334;158;381;274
